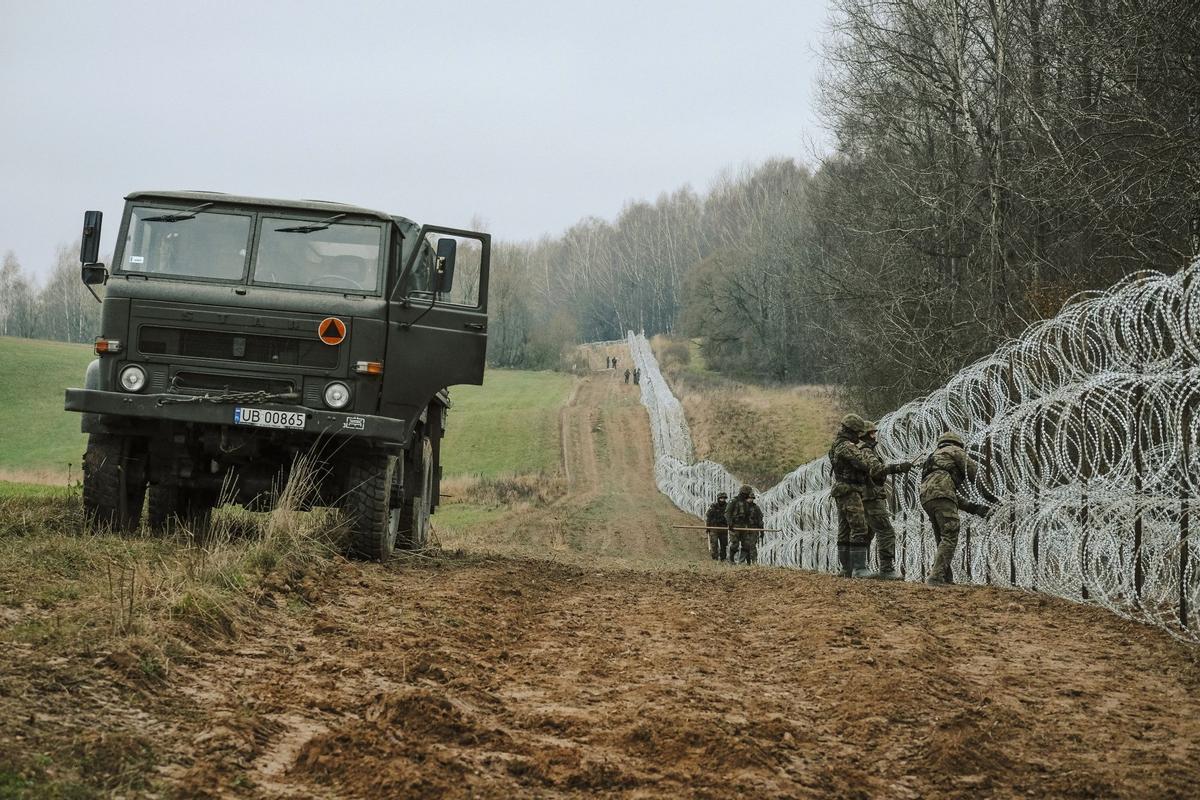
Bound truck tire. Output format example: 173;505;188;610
147;484;219;533
343;453;400;560
82;434;147;532
397;436;433;550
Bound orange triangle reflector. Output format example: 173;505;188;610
318;317;347;345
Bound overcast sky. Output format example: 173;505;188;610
0;0;831;279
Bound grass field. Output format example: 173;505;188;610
440;369;574;478
0;334;573;486
651;335;844;488
0;336;93;481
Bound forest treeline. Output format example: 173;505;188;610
4;0;1196;414
489;0;1198;412
0;247;99;345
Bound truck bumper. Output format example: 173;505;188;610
64;388;406;443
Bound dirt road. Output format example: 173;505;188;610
3;356;1200;798
441;363;701;565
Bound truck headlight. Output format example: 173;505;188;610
119;365;146;393
323;381;351;409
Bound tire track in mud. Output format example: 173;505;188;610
136;556;1200;799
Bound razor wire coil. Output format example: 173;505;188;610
624;265;1200;642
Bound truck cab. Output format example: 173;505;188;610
65;190;490;559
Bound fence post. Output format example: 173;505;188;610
1081;482;1089;601
1133;374;1145;606
1010;494;1017;587
1181;398;1192;630
1031;483;1040;591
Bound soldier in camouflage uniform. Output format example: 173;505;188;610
828;414;911;578
725;485;764;565
705;492;729;561
858;421;910;580
920;431;991;585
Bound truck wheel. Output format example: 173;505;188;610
343;453;400;560
397;436;433;550
82;434;147;532
147;485;218;533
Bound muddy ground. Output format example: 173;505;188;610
3;349;1200;798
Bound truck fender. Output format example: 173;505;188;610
81;359;103;433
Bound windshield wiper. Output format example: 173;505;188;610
275;213;347;234
142;202;215;223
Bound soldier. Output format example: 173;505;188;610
858;421;911;579
829;414;909;577
726;484;764;565
920;431;990;585
633;368;641;385
705;492;729;561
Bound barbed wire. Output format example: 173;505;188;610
624;265;1200;642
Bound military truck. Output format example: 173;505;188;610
64;191;490;559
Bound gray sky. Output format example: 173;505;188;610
0;0;831;280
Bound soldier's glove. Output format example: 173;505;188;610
962;501;991;519
888;462;913;475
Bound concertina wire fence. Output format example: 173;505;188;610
625;264;1200;643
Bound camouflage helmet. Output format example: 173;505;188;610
863;420;879;436
716;491;728;501
738;484;754;497
937;431;965;448
840;413;868;435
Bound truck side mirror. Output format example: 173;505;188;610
81;264;108;285
80;210;103;264
434;237;456;294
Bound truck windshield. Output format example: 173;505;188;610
121;206;251;281
253;218;382;294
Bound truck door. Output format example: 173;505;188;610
380;227;490;428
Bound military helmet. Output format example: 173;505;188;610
716;492;728;501
840;413;868;434
938;431;965;448
738;484;753;497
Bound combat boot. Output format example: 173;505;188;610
849;546;875;578
837;545;852;577
874;561;900;581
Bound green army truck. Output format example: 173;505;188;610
64;191;490;559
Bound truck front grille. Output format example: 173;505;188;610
138;326;338;368
173;371;295;396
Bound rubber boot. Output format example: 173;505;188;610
837;545;853;577
850;546;874;578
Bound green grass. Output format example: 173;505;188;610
0;337;93;478
441;369;574;478
0;333;572;484
0;482;75;498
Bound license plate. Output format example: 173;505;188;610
233;407;306;430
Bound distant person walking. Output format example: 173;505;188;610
726;485;764;565
613;356;619;370
705;492;729;561
633;368;641;385
624;369;631;384
920;431;990;585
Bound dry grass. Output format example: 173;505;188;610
650;335;846;488
440;472;565;510
0;456;347;664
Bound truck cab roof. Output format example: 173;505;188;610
125;190;418;236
